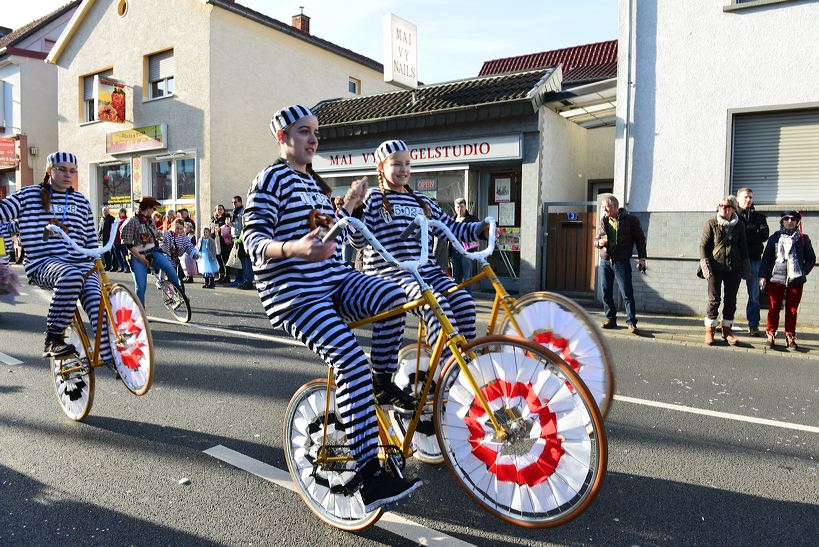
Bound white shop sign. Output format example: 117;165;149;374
314;134;522;172
383;13;417;89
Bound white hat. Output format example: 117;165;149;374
270;104;314;134
47;151;77;167
374;140;408;163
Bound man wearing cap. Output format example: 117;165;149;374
736;188;769;336
120;195;185;304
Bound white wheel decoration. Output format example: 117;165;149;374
51;326;94;421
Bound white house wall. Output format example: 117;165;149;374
0;64;20;136
615;0;819;213
538;107;592;205
15;10;76;53
18;56;59;178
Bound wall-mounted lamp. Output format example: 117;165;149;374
29;146;37;156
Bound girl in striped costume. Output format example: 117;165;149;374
0;152;115;364
349;140;485;359
242;105;421;512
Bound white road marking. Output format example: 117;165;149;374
614;395;819;434
148;316;305;348
204;444;474;546
0;352;23;366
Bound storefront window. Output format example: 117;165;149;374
176;158;195;200
149;155;196;223
151;160;173;201
100;162;132;208
0;171;15;199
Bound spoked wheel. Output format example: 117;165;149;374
51;325;95;421
390;344;443;464
495;292;616;417
283;379;383;531
107;283;154;396
434;335;607;528
160;281;191;323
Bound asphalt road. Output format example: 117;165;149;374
1;270;817;546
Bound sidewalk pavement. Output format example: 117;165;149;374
473;294;819;360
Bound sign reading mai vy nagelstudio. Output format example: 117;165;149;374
313;134;522;172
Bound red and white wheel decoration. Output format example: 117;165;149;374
108;286;152;395
438;348;596;519
500;295;612;415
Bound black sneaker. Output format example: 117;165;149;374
359;461;422;512
43;333;78;358
373;374;416;412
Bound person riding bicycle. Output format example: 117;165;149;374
120;196;184;305
0;151;117;365
242;104;422;512
347;140;486;360
160;218;200;291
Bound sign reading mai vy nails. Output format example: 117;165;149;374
313;134;522;172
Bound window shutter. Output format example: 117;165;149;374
731;109;819;204
83;75;94;100
149;51;175;82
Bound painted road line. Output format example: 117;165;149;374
614;395;819;434
0;352;23;366
204;445;474;547
149;316;305;348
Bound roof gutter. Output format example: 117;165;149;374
46;0;96;65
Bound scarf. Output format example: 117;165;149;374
771;229;802;285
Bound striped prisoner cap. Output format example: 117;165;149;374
374;140;408;163
270;104;315;134
47;151;78;167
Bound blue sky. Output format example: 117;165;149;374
7;1;617;83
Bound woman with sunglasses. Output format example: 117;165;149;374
699;195;750;346
759;211;815;349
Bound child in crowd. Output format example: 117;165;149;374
161;218;199;291
180;221;198;282
197;226;218;288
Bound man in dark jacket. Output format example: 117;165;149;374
594;195;647;334
737;188;769;336
97;207;116;271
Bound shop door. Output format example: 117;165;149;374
545;210;596;292
487;172;521;281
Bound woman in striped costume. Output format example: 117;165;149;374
0;152;115;365
242;105;422;512
350;140;485;359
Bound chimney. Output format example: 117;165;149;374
292;7;310;34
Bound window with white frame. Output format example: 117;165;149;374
82;69;112;122
150;154;196;214
348;77;361;95
147;50;175;99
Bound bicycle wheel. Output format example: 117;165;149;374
51;325;95;421
434;335;607;528
390;344;443;464
107;283;154;396
161;281;191;323
495;292;615;417
283;379;383;531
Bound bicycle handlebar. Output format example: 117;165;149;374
429;217;496;261
43;218;120;259
322;214;429;271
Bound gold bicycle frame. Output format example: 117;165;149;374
316;262;526;465
55;258;119;376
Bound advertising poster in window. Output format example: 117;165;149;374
494;177;511;202
97;76;126;122
415;176;437;199
101;163;132;208
498;201;516;226
497;227;521;252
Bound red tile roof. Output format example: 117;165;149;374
0;0;80;51
480;39;617;83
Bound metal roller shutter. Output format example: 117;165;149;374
731;109;819;204
148;50;174;82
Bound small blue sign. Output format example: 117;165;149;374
567;212;578;221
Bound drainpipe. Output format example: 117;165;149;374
622;0;634;206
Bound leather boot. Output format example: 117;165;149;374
722;324;738;346
704;327;715;346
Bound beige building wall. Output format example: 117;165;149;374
207;7;401;216
584;126;615;182
19;56;60;181
538;107;588;204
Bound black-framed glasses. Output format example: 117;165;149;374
718;204;734;209
782;216;797;221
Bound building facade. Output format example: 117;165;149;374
0;1;80;197
47;0;400;223
615;0;819;323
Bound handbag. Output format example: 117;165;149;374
226;242;242;269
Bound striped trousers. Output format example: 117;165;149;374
280;271;406;469
392;266;477;360
30;259;114;360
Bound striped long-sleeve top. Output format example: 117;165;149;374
243;160;353;326
161;230;196;264
0;185;97;277
350;189;483;279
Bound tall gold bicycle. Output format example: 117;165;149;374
44;222;154;421
282;215;607;531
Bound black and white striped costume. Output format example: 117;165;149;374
161;230;197;265
351;189;483;353
243;160;407;468
0;185;112;358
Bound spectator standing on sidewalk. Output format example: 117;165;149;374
736;188;769;336
211;204;232;284
594;195;647;335
114;208;130;273
759;211;815;350
450;197;479;291
230;195;254;289
97;207;116;271
699;195;750;346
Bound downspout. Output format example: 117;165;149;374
623;0;634;206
